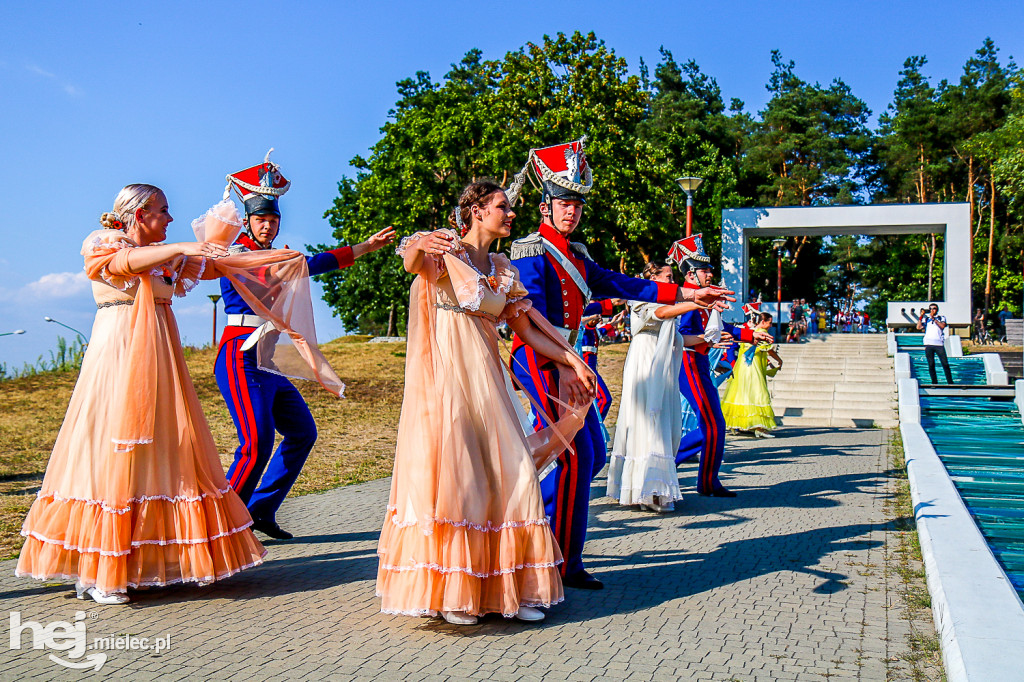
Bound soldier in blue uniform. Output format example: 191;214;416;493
215;152;394;539
671;235;773;495
505;139;733;588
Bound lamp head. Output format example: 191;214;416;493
772;238;787;251
675;176;703;193
15;329;25;335
44;317;54;322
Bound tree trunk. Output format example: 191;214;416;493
792;235;811;262
967;157;975;263
985;175;996;314
926;235;936;301
917;143;926;202
386;303;396;337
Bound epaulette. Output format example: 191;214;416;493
570;242;594;261
510;232;545;260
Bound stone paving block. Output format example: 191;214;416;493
0;428;936;681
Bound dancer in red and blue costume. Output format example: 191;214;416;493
215;152;394;540
670;235;773;495
505;139;733;588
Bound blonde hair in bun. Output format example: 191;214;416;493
101;184;162;231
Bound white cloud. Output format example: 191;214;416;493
26;64;55;79
25;63;82;97
24;271;91;298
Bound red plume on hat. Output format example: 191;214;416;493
224;148;291;202
505;137;593;206
667;233;711;266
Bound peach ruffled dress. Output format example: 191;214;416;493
16;229;268;593
376;231;590;618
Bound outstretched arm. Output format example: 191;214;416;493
654;301;701;320
352;226;396;259
124;242;227;273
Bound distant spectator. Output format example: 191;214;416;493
808;305;818;334
917;303;953;384
971;308;986;343
787;299;805;343
998;306;1012;341
862;311;870;333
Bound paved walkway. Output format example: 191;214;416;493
0;428;915;681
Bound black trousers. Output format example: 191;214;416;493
925;344;953;384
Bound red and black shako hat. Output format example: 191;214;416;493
505;137;593;206
742;301;762;317
224;148;291;218
667;233;712;272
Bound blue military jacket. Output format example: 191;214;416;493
510;223;677;355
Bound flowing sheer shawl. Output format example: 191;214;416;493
82;201;344;455
400;231;592;475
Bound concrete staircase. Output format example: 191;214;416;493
766;334;897;428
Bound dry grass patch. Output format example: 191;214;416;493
886;431;945;681
0;337;631;560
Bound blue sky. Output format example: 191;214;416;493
2;0;1022;368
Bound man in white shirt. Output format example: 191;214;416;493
916;303;953;384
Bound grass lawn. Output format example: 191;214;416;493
0;338;629;560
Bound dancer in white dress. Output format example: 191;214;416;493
607;264;693;513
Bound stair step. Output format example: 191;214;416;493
770;389;836;401
832;382;895;394
773;406;833;418
718;333;900;428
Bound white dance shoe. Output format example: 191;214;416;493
442;611;478;626
754;429;776;439
75;582;129;605
514;606;545;622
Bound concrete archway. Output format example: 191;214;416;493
719;203;971;328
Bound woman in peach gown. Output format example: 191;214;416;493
17;184;342;604
376;181;596;625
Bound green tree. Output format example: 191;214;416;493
315;50;504;335
943;39;1017;314
745;51;874;209
316;33;660;333
742;52;874;302
635;50;749;272
875;56;948;299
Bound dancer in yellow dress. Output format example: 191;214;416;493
722;312;782;438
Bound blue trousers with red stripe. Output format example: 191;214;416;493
677;351;728;494
582;351;612;420
214;335;317;522
511;345;605;578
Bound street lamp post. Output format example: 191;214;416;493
44;317;88;343
0;330;26;337
772;238;787;339
675;177;704;237
208;294;222;348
